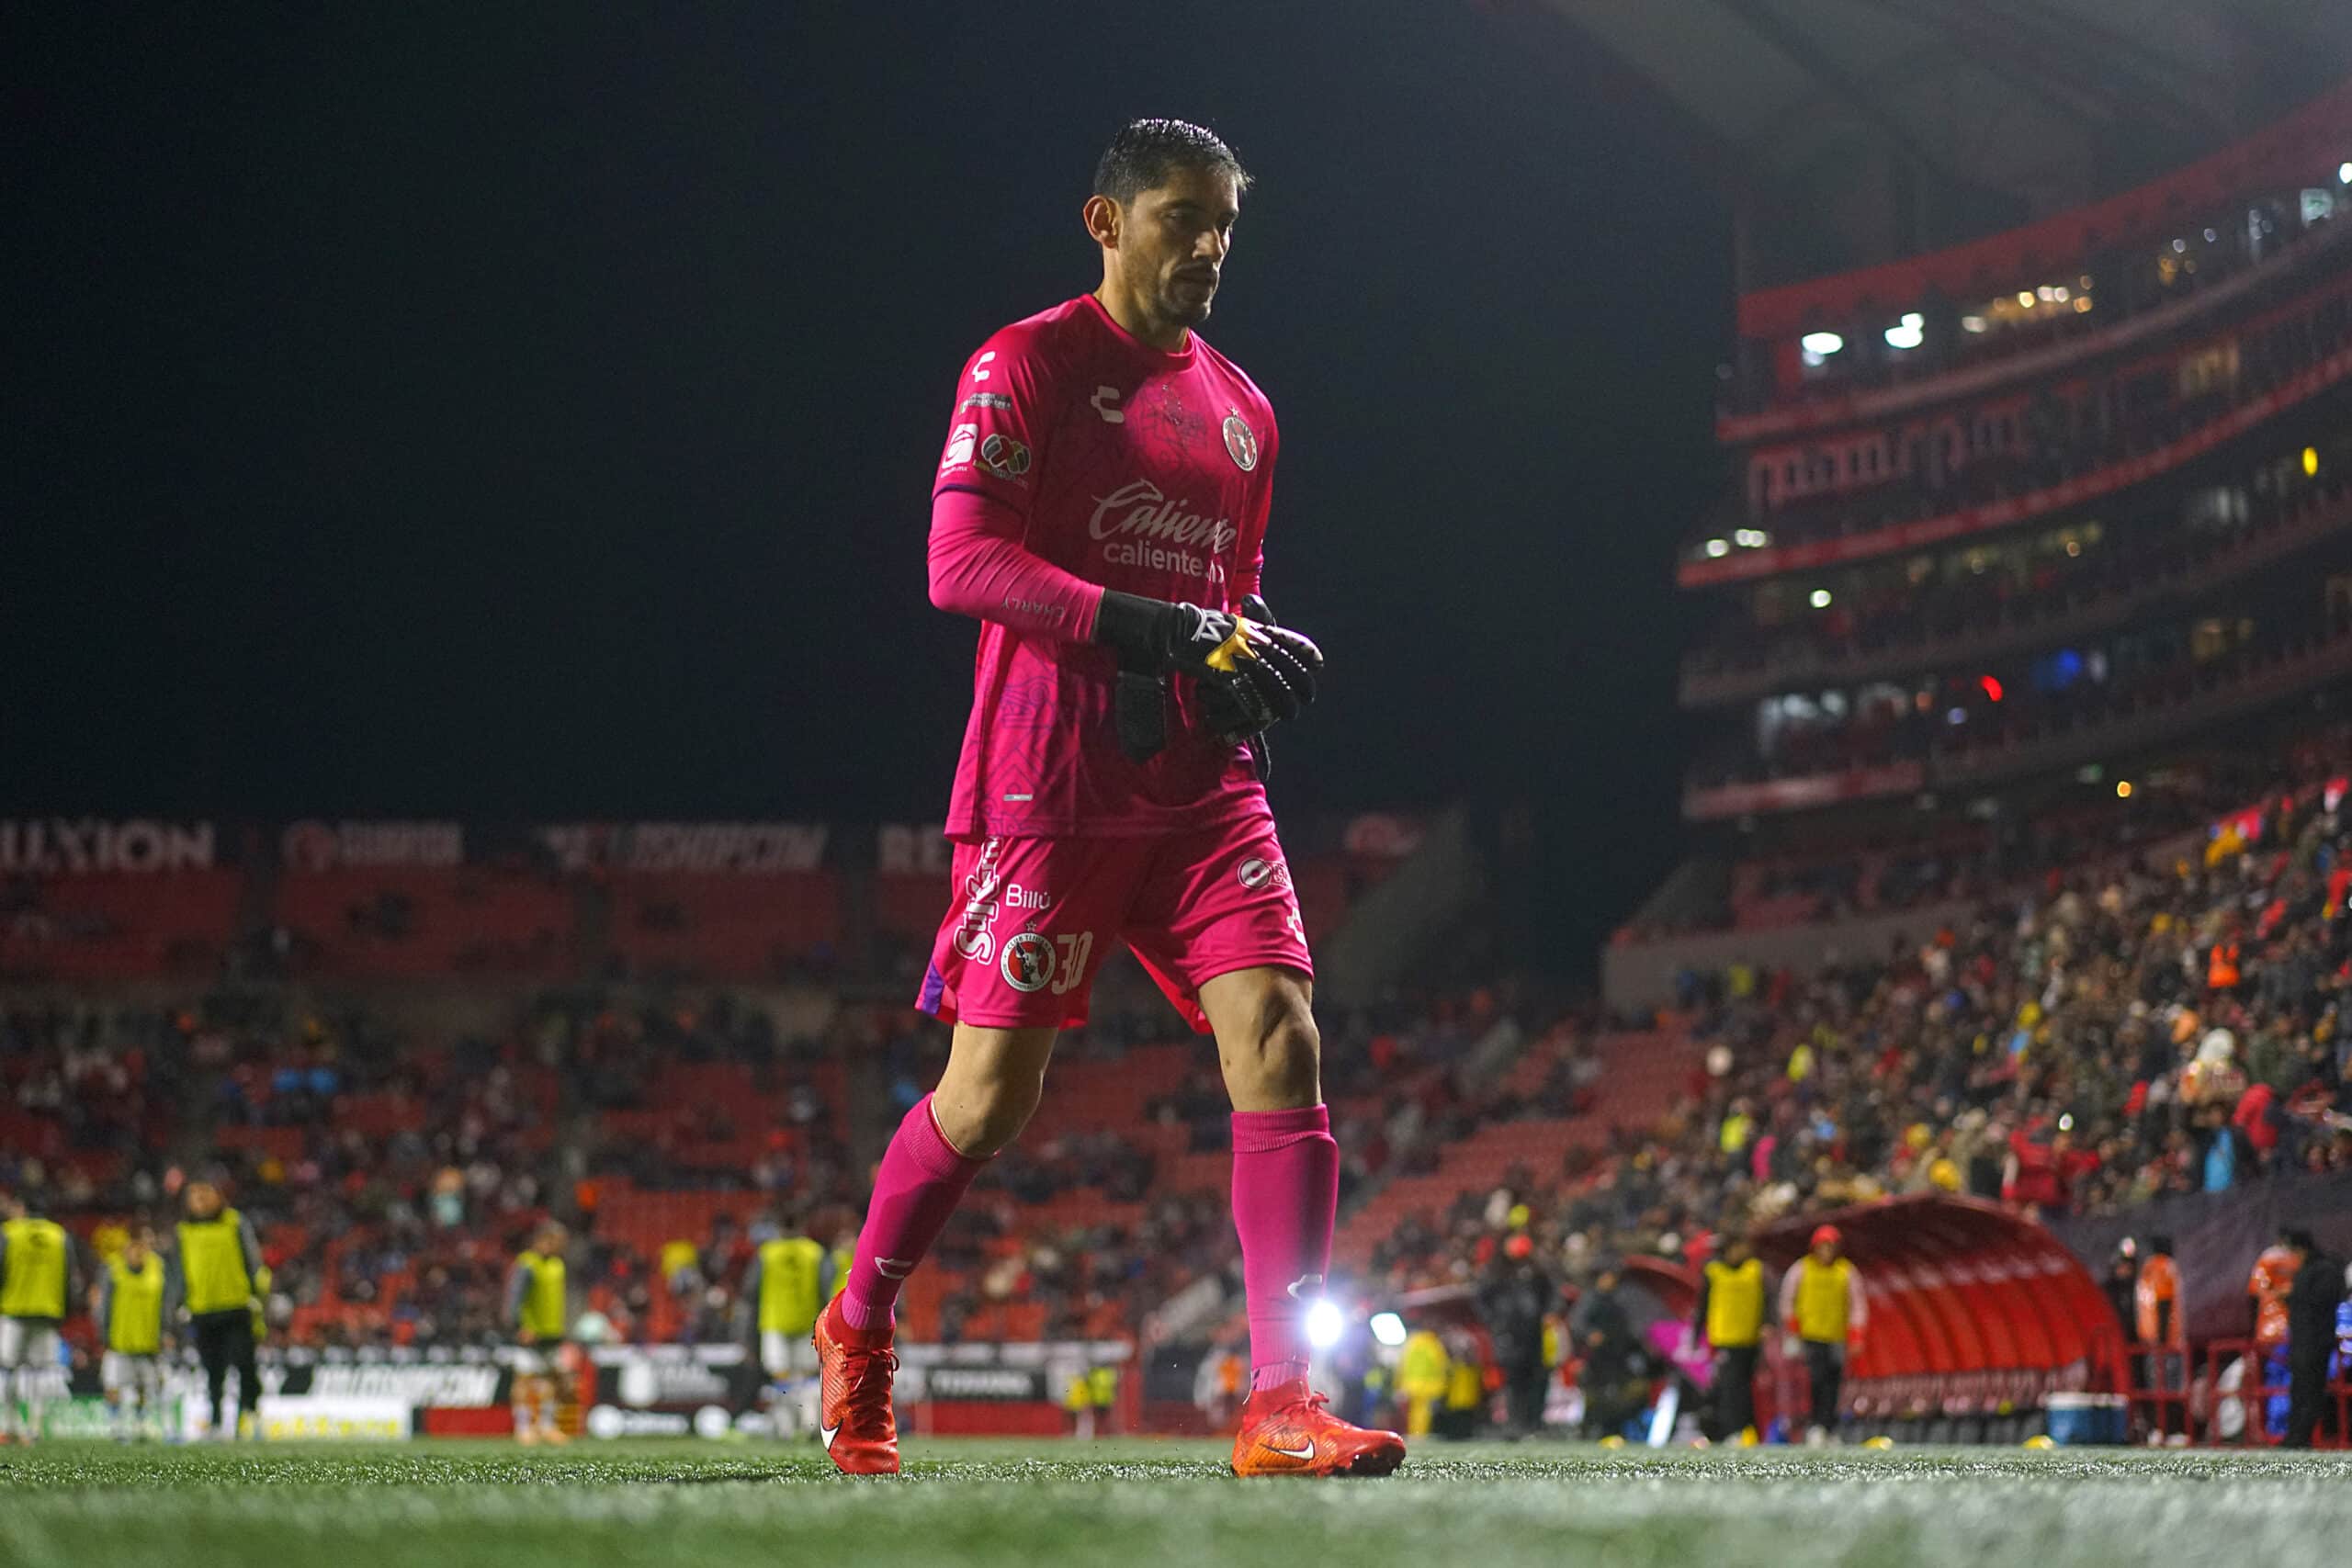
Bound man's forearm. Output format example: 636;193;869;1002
928;488;1103;640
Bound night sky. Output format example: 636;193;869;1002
9;2;1727;966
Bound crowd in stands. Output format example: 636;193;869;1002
1370;748;2352;1301
1685;461;2347;691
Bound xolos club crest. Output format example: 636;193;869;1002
1001;931;1057;993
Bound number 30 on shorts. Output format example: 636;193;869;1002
1001;930;1093;996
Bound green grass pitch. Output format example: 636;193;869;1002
3;1439;2348;1567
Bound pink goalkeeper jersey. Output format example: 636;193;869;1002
933;293;1278;839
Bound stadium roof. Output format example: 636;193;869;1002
1521;0;2352;283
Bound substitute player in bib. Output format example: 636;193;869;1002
97;1226;169;1441
506;1223;573;1445
1;1193;80;1445
170;1181;268;1440
814;118;1403;1480
744;1213;848;1438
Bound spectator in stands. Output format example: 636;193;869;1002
2134;1235;2188;1444
1477;1234;1553;1438
2281;1228;2346;1449
1571;1265;1643;1441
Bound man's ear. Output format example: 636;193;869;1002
1082;193;1122;249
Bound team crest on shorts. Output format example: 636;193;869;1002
979;433;1032;481
1001;931;1056;993
1222;411;1258;472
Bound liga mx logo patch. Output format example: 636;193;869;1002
979;433;1031;481
1001;931;1056;993
1222;411;1258;471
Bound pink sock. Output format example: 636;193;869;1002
1229;1104;1339;1391
840;1095;987;1332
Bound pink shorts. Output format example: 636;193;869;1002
915;815;1313;1033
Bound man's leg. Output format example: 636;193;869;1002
837;1024;1052;1333
2284;1349;2325;1448
197;1316;230;1435
229;1314;261;1438
1724;1346;1758;1438
1804;1341;1836;1435
1198;965;1405;1476
1199;966;1329;1392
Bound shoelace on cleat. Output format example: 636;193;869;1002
836;1345;899;1434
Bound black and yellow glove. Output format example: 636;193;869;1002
1094;591;1322;764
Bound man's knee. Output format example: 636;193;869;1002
934;1038;1051;1156
1220;985;1321;1108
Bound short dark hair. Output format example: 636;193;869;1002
1092;118;1250;205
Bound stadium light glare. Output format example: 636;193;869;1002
1704;537;1730;558
2074;296;2094;313
1305;1299;1345;1350
1799;332;1843;355
2341;161;2351;185
1961;315;1988;333
2017;291;2036;308
2117;780;2133;799
2304;446;2320;477
1883;321;1923;350
1369;1312;1408;1348
1808;589;1832;609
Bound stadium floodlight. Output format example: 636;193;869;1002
1368;1312;1408;1348
1305;1298;1345;1350
1799;332;1843;355
1704;537;1730;558
1883;312;1924;350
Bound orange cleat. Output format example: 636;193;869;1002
814;1296;900;1475
1229;1377;1406;1478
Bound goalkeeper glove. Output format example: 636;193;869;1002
1199;594;1313;782
1093;591;1321;764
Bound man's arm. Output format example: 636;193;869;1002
738;1254;763;1344
503;1261;529;1331
1844;1266;1868;1344
94;1268;113;1335
927;488;1104;640
238;1215;268;1299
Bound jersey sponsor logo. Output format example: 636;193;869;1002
1286;1273;1326;1300
978;433;1031;481
1086;478;1238;552
941;422;978;471
1223;411;1259;471
1001;931;1057;993
1091;385;1125;423
971;350;997;382
958;392;1012;412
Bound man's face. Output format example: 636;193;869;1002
1113;165;1238;329
126;1234;152;1266
187;1184;220;1219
